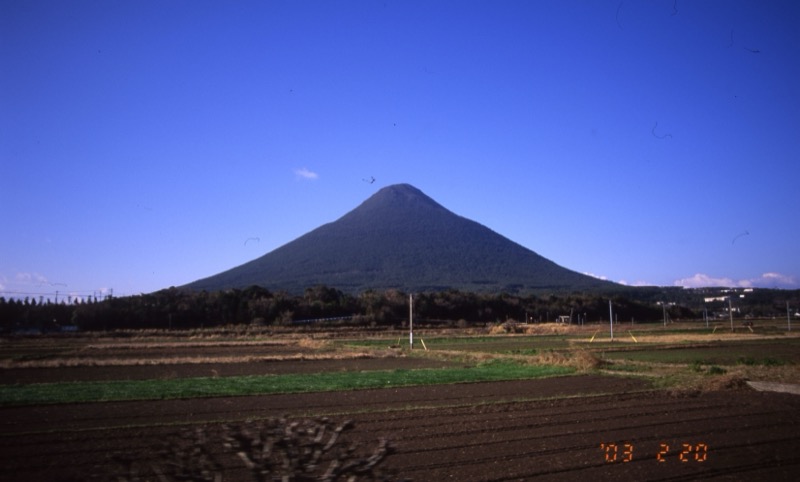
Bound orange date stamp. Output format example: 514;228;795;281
600;442;708;463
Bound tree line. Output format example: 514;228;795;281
1;285;796;333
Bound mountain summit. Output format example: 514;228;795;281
183;184;616;294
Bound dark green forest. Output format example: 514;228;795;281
2;286;797;333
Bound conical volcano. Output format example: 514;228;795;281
183;184;616;294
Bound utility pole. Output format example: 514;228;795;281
609;300;614;341
788;301;792;332
409;294;414;350
662;303;667;327
729;297;734;332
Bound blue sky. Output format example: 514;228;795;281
2;0;799;300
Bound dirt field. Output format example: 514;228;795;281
2;329;799;481
1;375;798;481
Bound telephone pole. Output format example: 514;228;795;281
609;300;614;341
729;297;734;332
409;294;414;350
788;301;792;332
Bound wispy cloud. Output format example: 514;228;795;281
586;273;652;286
674;272;798;289
617;279;654;287
759;272;798;287
674;273;736;288
11;272;68;289
15;272;49;286
294;167;319;180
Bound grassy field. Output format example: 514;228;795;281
341;320;800;389
1;320;797;406
2;321;798;482
0;360;572;406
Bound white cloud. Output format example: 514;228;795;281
585;273;652;286
294;167;319;180
759;272;798;287
620;279;654;287
674;272;798;289
15;272;49;285
674;273;735;288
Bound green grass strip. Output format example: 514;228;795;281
0;361;573;406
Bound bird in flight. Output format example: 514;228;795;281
732;230;749;245
651;122;672;139
362;176;376;184
244;237;260;245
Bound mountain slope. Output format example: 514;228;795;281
183;184;617;294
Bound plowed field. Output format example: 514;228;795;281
2;375;798;481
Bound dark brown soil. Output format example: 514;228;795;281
1;375;798;481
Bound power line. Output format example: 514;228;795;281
0;288;120;301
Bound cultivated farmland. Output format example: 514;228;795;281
1;321;798;481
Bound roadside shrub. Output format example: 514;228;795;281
521;323;577;335
488;321;522;335
530;349;567;366
487;323;506;335
532;348;602;371
570;349;603;371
